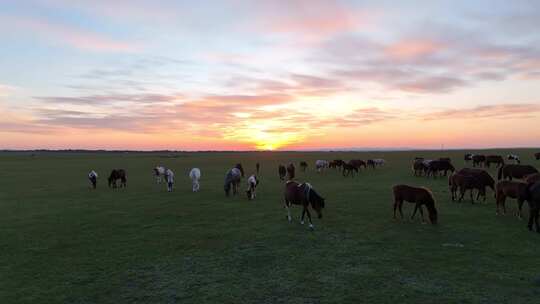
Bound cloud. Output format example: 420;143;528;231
423;103;540;121
36;93;183;105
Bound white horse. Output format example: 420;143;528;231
246;174;259;200
189;168;201;192
165;168;174;192
154;166;166;184
88;170;98;189
372;158;386;166
315;160;329;173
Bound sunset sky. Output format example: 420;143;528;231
1;0;539;150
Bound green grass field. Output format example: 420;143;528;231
1;149;539;303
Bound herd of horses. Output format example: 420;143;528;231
87;151;540;232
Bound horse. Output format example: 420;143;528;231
495;181;528;217
507;154;520;164
246;175;259;200
235;163;245;177
189;168;201;192
153;166;166;183
287;163;296;180
449;173;485;203
108;169;127;188
524;182;540;232
165;168;174;192
464;154;473;162
524;173;540;184
342;162;358;177
372;158;386;166
472;155;486;167
284;181;325;230
315;160;329;173
349;159;367;169
457;168;495;197
224;167;242;196
300;161;308;172
535;152;540;160
278;165;287;180
328;161;338;169
367;159;376;169
413;159;428;176
498;164;538;181
426;160;455;178
256;163;260;174
485;155;505;168
392;185;438;224
88;170;98;189
333;159;344;168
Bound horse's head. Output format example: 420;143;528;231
235;163;244;177
428;207;438;225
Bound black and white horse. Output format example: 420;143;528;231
246;175;259;200
153;166;166;183
507;154;521;164
88;170;98;189
315;160;329;173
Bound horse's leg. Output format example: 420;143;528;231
419;205;425;223
393;200;398;220
411;204;418;220
285;201;292;222
458;187;465;202
305;207;314;229
470;189;475;204
398;201;404;219
300;207;306;225
517;199;524;219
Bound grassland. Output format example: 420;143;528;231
1;149;539;303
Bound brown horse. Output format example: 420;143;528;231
287;163;295;180
524;173;540;184
392;185;438;224
300;161;308;172
342;162;358;177
349;159;367;169
329;161;338;169
284;181;325;230
498;164;538;181
524;182;540;232
472;155;486;167
427;160;455;177
449;173;485;203
495;181;528;217
108;169;127;188
457;168;495;196
278;165;286;180
485;155;505;168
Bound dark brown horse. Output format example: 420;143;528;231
278;165;286;180
287;163;295;180
342;162;358;177
485;155;505;168
524;182;540;232
457;168;495;196
427;160;455;177
449;173;485;203
495;181;528;217
392;185;438;224
349;159;367;169
300;161;308;172
284;181;325;230
498;164;538;181
108;169;127;188
472;155;486;167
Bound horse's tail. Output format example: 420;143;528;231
497;165;503;180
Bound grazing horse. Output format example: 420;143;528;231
224;167;242;196
464;154;473;162
498;164;538;181
535;152;540;160
495;181;528;217
165;168;174;192
457;168;495;197
189;168;201;192
413;159;428;176
524;173;540;184
108;169;127;188
485;155;505;168
88;170;98;189
315;160;329;173
342;162;358;177
427;160;455;177
153;166;166;183
235;163;245;177
449;173;485;203
287;163;295;180
284;181;325;230
472;155;486;167
300;161;308;172
392;185;438;224
246;175;259;200
524;182;540;232
278;165;287;180
507;154;520;164
256;163;260;174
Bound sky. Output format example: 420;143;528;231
1;0;539;151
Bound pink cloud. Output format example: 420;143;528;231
385;39;444;60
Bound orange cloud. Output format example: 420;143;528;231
386;39;444;59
